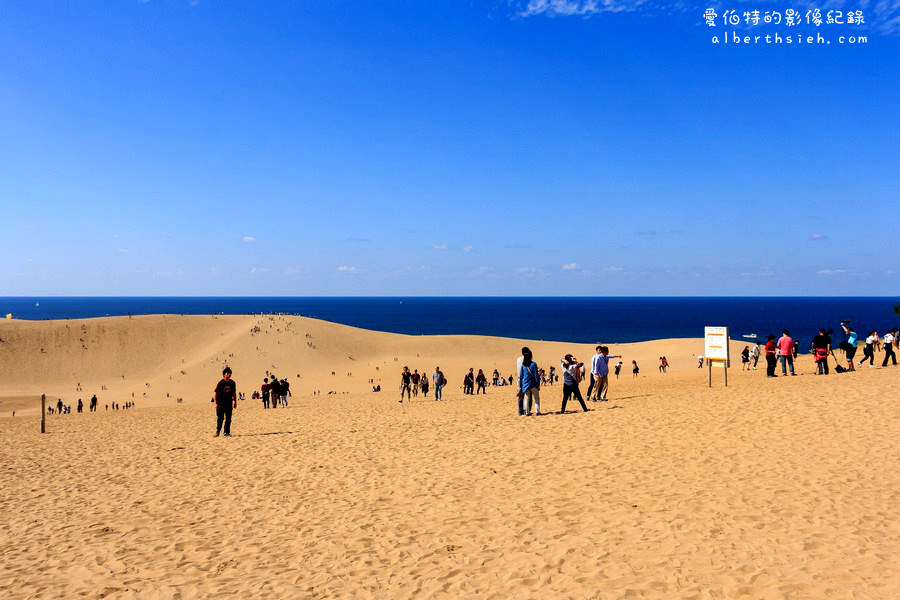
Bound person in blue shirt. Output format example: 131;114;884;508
840;322;858;371
519;348;542;416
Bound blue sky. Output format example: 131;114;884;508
1;1;897;295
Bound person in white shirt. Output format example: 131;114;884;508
882;328;897;367
858;331;878;367
750;343;761;369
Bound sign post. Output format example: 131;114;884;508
41;394;46;433
704;326;730;387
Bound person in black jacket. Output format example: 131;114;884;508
214;367;237;437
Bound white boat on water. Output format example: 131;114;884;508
743;333;757;339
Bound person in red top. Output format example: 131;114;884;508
776;329;796;376
765;334;778;378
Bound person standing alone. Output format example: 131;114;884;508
214;367;237;437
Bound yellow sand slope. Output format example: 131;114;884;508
1;316;897;598
1;314;735;416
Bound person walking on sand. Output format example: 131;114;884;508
269;377;281;409
882;328;897;366
261;377;270;409
420;372;429;397
90;394;98;412
463;369;475;395
858;330;878;367
281;378;291;407
741;346;750;371
214;367;237;438
614;361;622;379
777;330;796;376
476;369;487;394
519;348;541;416
411;369;420;397
400;366;412;402
560;354;588;414
77;398;83;414
631;360;639;378
751;342;761;370
432;366;445;401
697;355;704;368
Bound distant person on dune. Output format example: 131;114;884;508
90;394;98;412
614;361;622;379
400;366;412;402
741;346;750;371
411;370;420;397
631;360;639;378
214;367;237;438
464;369;475;395
476;369;487;394
432;366;445;401
261;377;270;409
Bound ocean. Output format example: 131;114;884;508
2;297;897;347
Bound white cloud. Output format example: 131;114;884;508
519;0;648;18
810;233;827;241
461;245;474;253
602;265;623;273
249;267;270;274
242;236;256;243
116;248;130;253
561;262;578;270
817;269;849;275
433;243;449;251
337;265;359;273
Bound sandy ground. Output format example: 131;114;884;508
1;316;898;598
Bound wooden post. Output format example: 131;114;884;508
724;361;728;387
707;360;712;388
41;394;46;434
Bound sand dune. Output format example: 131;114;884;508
1;316;898;598
2;314;739;416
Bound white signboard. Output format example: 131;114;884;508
704;326;730;361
